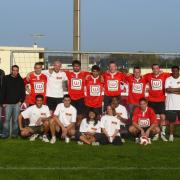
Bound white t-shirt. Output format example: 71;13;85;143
21;105;51;126
100;115;120;136
79;118;101;133
54;103;77;127
43;70;67;98
115;104;128;125
165;76;180;110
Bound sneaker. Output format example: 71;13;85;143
169;135;174;142
152;134;159;141
135;137;140;144
92;142;100;146
50;136;56;144
161;133;168;142
77;141;84;145
42;135;49;143
65;137;70;144
121;138;125;143
29;134;38;141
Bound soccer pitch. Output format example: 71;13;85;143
0;128;180;180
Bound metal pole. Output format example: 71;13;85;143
73;0;80;60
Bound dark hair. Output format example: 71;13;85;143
106;105;116;116
151;64;160;69
86;109;98;125
108;61;117;66
139;97;148;104
34;62;43;67
91;65;100;72
12;65;19;70
72;60;81;66
35;94;44;100
171;65;179;71
133;66;141;70
63;94;71;100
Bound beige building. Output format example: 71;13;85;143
0;46;44;77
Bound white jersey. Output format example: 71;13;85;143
54;103;77;127
21;105;50;126
100;115;120;136
79;118;101;133
43;70;67;98
115;104;128;125
165;76;180;110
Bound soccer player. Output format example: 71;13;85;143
26;62;47;105
125;67;146;115
85;65;104;116
129;98;160;143
103;61;125;112
18;95;50;142
49;95;77;144
76;110;101;145
42;60;68;113
144;64;170;141
165;66;180;142
96;105;122;145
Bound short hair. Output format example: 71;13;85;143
12;65;19;70
133;66;141;70
35;94;44;100
72;60;81;66
139;98;148;104
34;62;43;67
91;65;100;72
171;65;179;71
63;94;71;100
151;64;160;69
108;61;117;66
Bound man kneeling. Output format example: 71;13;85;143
129;98;160;144
18;95;51;142
50;95;77;144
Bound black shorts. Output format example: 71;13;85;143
148;101;165;114
85;106;102;116
71;98;85;115
46;97;63;111
166;110;180;122
29;125;44;134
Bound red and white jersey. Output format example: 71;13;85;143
125;75;146;105
144;72;170;102
85;75;104;108
27;73;47;105
132;107;158;128
66;71;89;100
103;71;125;96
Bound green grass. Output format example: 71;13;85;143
0;127;180;180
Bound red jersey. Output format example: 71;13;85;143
85;75;104;108
103;71;125;96
66;71;89;100
125;75;146;105
144;72;170;102
27;73;47;105
133;107;158;128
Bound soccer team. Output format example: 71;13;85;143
0;60;179;145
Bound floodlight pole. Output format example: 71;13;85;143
73;0;80;60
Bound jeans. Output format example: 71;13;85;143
2;103;20;137
0;106;3;134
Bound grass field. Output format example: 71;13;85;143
0;127;180;180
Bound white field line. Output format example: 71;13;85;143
0;167;180;170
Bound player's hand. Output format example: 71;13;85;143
2;104;7;108
35;118;42;126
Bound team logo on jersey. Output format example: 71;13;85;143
107;80;118;91
112;121;117;125
71;78;82;90
151;79;162;90
65;113;72;116
138;118;150;128
56;77;62;80
132;83;143;94
90;85;101;96
34;82;45;93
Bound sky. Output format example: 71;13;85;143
0;0;180;52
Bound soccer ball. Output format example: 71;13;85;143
140;136;149;146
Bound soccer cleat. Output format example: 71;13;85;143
77;141;84;145
169;135;174;142
65;137;70;143
29;134;39;141
42;135;49;143
121;138;125;143
161;133;168;142
148;138;152;144
92;142;100;146
50;136;56;144
152;134;159;141
135;137;140;144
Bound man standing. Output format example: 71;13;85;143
103;61;125;112
165;66;180;142
144;64;170;141
2;65;25;138
85;65;104;116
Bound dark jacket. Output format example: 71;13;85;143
0;69;5;104
2;74;26;104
